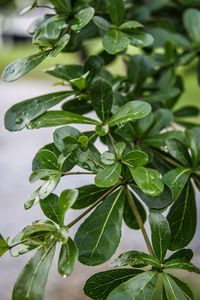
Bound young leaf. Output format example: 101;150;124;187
4;91;71;131
58;238;78;276
166;138;191;167
183;8;200;47
185;127;200;167
59;189;79;225
29;169;61;183
167;182;197;250
53;125;81;152
2;52;49;82
123;150;148;167
103;30;129;55
90;77;113;121
95;162;121;187
128;32;154;48
74;189;124;265
50;34;70;57
107;271;158;300
71;7;95;32
115;143;126;159
168;274;194;300
37;149;59;170
162;273;188;300
12;241;56;300
84;269;143;300
129;167;164;197
164;258;200;275
0;234;9;257
39;194;60;224
39;174;61;199
106;0;125;26
148;211;171;261
165;249;193;263
162;168;191;201
109;101;151;127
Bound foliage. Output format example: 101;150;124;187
1;0;200;299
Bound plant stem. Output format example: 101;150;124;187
62;171;96;176
108;132;117;154
8;233;47;250
125;186;156;257
67;185;120;228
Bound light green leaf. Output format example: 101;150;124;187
168;274;194;300
5;91;70;131
101;152;116;165
59;189;79;225
115;143;126;159
162;273;188;300
164;258;200;275
58;238;78;276
95;162;121;187
183;8;200;47
37;149;59;170
185;127;200;167
106;0;125;26
119;21;143;30
107;271;158;300
50;34;70;57
39;194;60;224
2;52;49;82
75;189;124;265
129;167;164;197
12;241;56;300
128;31;154;48
103;30;129;55
39;174;61;199
93;16;112;31
71;7;95;32
0;234;9;257
123;150;148;167
29;169;61;183
109;101;151;127
149;211;171;262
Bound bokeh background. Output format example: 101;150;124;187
1;1;200;299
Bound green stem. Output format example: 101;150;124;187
62;171;96;176
8;233;47;250
108;132;117;154
125;186;156;258
67;185;120;228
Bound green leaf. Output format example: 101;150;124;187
12;241;56;300
169;275;194;300
0;234;9;257
37;149;59;170
147;109;173;136
75;189;124;265
58;238;78;276
107;270;158;300
167;182;197;250
53;125;80;152
115;143;126;159
59;189;79;225
96;123;109;136
109;101;151;127
71;7;95;32
27;110;100;129
174;106;199;118
39;194;60;224
119;21;143;30
165;249;193;263
106;0;125;26
90;77;113;121
129;167;164;197
2;52;48;82
111;250;161;269
185;127;200;167
164;258;200;275
148;211;171;261
50;34;70;57
183;9;200;47
123;150;148;167
75;143;103;172
93;16;112;31
48;0;71;13
95;162;121;187
162;273;188;300
45;64;84;81
166;138;191;167
4;91;70;131
162;168;191;201
128;32;154;48
101;152;116;165
63;98;93;115
29;169;61;183
72;185;109;209
84;269;143;300
39;174;61;199
103;30;129;55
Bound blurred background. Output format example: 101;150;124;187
0;1;200;299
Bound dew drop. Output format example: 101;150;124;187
16;118;23;124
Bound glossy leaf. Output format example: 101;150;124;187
183;9;200;47
185;127;200;167
95;162;121;187
59;189;79;225
75;143;103;172
93;16;112;31
128;32;154;48
71;7;95;32
119;21;143;30
39;194;60;224
106;0;125;26
166;138;191;167
39;174;61;200
103;30;129;55
37;149;59;170
107;271;158;300
12;241;56;300
75;189;124;265
58;238;78;276
165;249;193;263
109;101;151;127
167;182;197;250
50;34;70;57
164;258;200;274
0;234;9;257
53;125;80;152
123;150;148;167
149;211;171;261
2;52;48;82
29;169;61;183
129;167;164;197
162;273;188;300
84;269;143;300
48;0;71;13
169;274;194;300
4;91;71;131
45;64;84;81
90;77;113;121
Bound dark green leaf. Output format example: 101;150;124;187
58;238;78;276
103;30;129;55
165;249;193;263
128;31;154;48
147;109;173;136
107;271;158;300
48;0;71;13
90;77;113;121
37;149;59;170
12;241;56;300
109;101;151;127
45;64;84;81
185;127;200;167
106;0;125;26
71;7;95;32
162;168;191;201
75;189;124;265
164;258;200;274
2;52;48;82
174;106;199;118
4;91;70;131
84;269;143;300
59;189;79;225
129;167;164;197
183;9;200;47
162;273;188;300
143;88;180;103
167;182;197;250
39;194;60;224
149;211;171;261
29;169;61;183
53;125;80;152
168;274;194;300
50;34;70;57
95;162;121;187
123;150;148;167
166;138;191;167
62;98;93;115
93;16;112;30
0;234;9;257
75;143;103;172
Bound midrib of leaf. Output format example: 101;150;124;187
49;199;59;223
26;241;56;298
89;188;123;258
171;168;191;185
131;271;157;299
165;275;179;300
104;164;120;182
